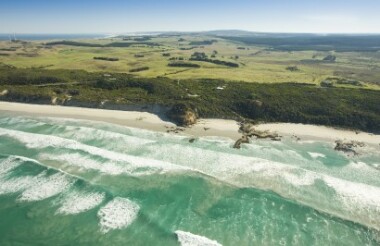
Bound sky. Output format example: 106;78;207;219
0;0;379;34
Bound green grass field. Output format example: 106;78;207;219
1;33;380;132
1;35;380;89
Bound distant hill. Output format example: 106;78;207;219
205;31;380;52
202;30;259;36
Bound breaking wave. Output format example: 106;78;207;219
97;197;140;233
175;230;222;246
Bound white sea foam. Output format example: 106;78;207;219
308;152;326;159
372;163;380;170
97;197;140;233
62;125;155;146
298;140;317;144
322;176;380;212
175;230;222;246
0;128;188;176
18;173;74;202
2;125;380;230
39;153;126;175
346;161;371;170
0;156;22;176
144;143;380;207
0;156;56;195
0;156;37;195
37;116;165;141
144;143;317;187
144;143;380;229
280;170;318;186
0;176;36;195
57;190;105;215
0;116;46;129
244;143;307;164
39;151;187;176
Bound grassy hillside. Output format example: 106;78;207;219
0;34;380;88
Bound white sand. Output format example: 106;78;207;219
255;123;380;145
0;101;175;131
0;101;379;145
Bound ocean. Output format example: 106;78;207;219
0;113;379;245
0;34;105;41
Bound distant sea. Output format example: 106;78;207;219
0;34;105;41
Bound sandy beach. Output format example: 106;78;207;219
255;123;380;145
0;101;379;145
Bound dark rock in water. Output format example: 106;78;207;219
189;138;196;143
233;135;250;149
292;135;301;141
166;126;185;134
334;140;365;155
166;103;198;126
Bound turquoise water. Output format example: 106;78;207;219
0;113;379;245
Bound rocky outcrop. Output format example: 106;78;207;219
166;104;198;126
189;138;196;143
334;140;365;155
0;89;8;96
239;121;256;134
51;96;58;105
233;135;250;149
51;95;72;105
239;122;281;141
232;121;282;149
165;126;185;134
248;130;281;141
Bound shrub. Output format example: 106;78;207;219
129;67;150;72
286;66;300;72
168;62;200;68
93;57;119;61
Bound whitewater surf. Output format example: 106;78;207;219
0;113;379;245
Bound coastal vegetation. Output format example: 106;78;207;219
46;40;160;47
129;66;150;72
167;62;200;68
189;40;217;45
285;66;300;72
190;52;239;67
93;57;119;61
323;55;337;62
0;65;379;132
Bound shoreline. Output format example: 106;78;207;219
1;101;379;145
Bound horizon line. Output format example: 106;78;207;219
1;30;380;35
